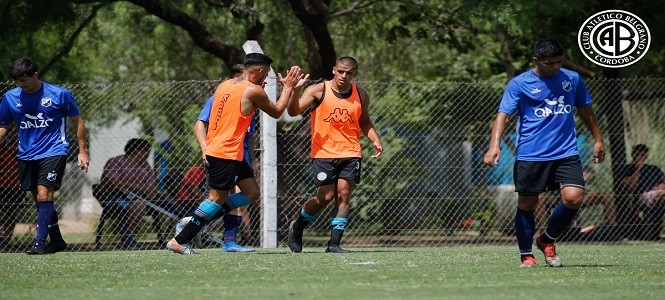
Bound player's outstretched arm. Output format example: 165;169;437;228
251;66;304;119
288;82;323;117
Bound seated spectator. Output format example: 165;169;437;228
97;138;158;249
0;129;25;248
620;144;665;240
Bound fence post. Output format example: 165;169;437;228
242;40;278;248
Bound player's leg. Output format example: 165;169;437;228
288;159;337;253
325;157;360;253
25;156;68;255
169;158;256;254
513;159;552;267
536;156;585;267
222;179;258;253
325;178;355;253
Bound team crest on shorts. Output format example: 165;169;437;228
47;172;58;181
578;10;650;68
317;172;328;181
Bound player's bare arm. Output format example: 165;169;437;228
288;81;323;117
246;66;303;118
358;87;383;158
0;125;8;141
193;120;208;164
69;116;89;172
577;105;605;164
483;112;510;167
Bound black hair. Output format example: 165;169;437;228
337;56;359;70
243;53;273;68
9;58;37;80
229;63;244;79
633;144;650;155
124;138;151;155
533;39;565;59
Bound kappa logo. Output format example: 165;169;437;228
41;97;52;107
562;80;572;92
530;88;542;94
578;10;650;68
324;108;354;123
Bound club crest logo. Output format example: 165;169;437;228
41;97;52;107
47;172;58;181
317;172;328;181
578;10;650;68
562;80;572;92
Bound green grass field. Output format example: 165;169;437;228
2;244;664;299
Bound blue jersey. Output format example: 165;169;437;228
498;68;592;161
198;96;257;164
0;82;81;160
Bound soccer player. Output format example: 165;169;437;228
483;39;606;267
166;53;307;254
0;58;90;254
176;63;257;252
286;57;383;253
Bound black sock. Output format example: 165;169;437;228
293;214;311;231
175;215;206;244
328;228;344;246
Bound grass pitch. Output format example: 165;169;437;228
1;244;663;299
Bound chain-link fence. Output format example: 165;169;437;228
1;77;664;253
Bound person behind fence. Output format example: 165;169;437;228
483;39;606;268
0;127;26;248
166;53;307;254
0;57;90;255
620;144;665;240
97;138;158;250
176;63;257;252
286;56;384;253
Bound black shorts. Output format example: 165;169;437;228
514;155;585;196
19;156;67;191
312;157;362;186
206;155;254;191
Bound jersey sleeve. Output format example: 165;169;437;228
62;89;81;116
498;80;520;115
575;76;593;107
197;96;213;122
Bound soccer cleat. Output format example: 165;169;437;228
536;236;562;267
166;238;196;255
25;242;48;255
325;244;350;253
287;221;303;253
222;242;256;253
46;240;68;254
519;255;538;268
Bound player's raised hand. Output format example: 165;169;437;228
278;66;302;89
